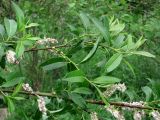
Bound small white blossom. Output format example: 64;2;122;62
133;111;145;120
103;83;126;97
6;50;17;64
36;37;58;45
106;106;125;120
22;83;33;92
151;111;160;120
37;97;47;115
90;112;98;120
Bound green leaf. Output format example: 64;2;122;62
0;44;4;58
72;87;92;95
63;76;85;83
93;76;121;85
4;18;17;37
25;23;39;28
105;53;123;73
40;57;67;71
142;86;152;101
12;96;25;100
27;37;41;41
131;51;155;58
16;41;25;58
1;77;25;88
96;87;109;106
0;24;5;37
7;97;15;112
68;92;86;108
12;1;25;30
79;12;90;29
81;38;100;63
65;70;84;78
12;83;23;96
91;17;109;41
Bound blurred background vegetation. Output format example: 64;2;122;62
0;0;160;119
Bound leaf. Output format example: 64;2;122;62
1;77;25;88
16;41;25;58
4;18;17;37
68;92;86;108
72;87;92;95
93;76;121;85
27;37;41;41
12;96;25;100
0;24;5;37
123;59;135;77
25;23;39;28
12;1;25;30
40;57;67;71
65;70;84;77
96;87;109;106
12;83;23;96
63;76;85;83
0;44;4;58
7;97;15;112
81;38;100;63
142;86;152;101
79;12;90;29
91;17;109;41
131;51;155;58
105;53;123;73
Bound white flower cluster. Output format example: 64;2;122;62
37;37;58;45
90;112;98;120
106;106;125;120
6;50;19;64
22;83;33;93
103;83;126;97
151;111;160;120
133;111;145;120
37;97;47;115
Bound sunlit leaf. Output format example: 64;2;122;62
131;51;155;58
105;53;123;73
72;87;92;95
79;12;90;29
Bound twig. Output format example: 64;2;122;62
0;89;159;111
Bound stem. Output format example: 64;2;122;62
0;89;159;111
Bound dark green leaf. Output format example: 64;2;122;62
1;77;25;88
68;92;86;108
63;76;85;83
40;57;67;71
72;87;92;95
81;38;100;63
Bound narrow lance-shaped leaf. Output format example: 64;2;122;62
79;12;90;29
7;97;15;112
40;57;67;71
16;41;25;58
93;76;121;85
105;53;123;73
142;86;152;101
0;24;5;37
81;38;100;63
72;87;92;95
12;1;25;30
0;77;25;88
4;18;17;37
131;51;155;58
91;17;109;41
68;92;86;108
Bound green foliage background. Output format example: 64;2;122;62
0;0;160;120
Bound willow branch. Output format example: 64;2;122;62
0;89;159;111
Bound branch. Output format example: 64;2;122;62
1;89;159;111
25;44;71;52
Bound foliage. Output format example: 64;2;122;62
0;0;160;120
